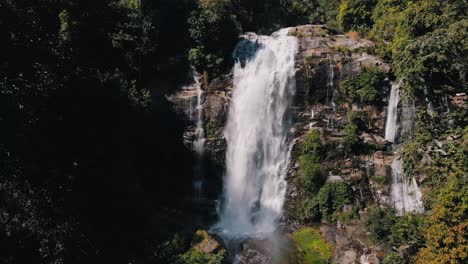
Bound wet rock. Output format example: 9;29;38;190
168;75;231;162
239;249;269;264
238;235;299;264
360;252;380;264
327;175;344;182
396;244;418;258
360;132;388;149
452;92;467;108
341;250;358;263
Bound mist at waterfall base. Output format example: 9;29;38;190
211;28;298;243
384;83;424;215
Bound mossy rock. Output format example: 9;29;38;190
292;227;333;264
191;230;223;254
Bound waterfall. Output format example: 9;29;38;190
193;70;206;196
328;55;337;111
193;71;205;155
390;157;424;215
423;86;435;117
212;28;298;239
384;82;424;215
385;83;400;143
181;69;206;196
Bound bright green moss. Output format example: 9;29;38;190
292;227;333;264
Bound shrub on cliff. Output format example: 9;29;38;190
297;130;325;195
343;111;361;155
382;252;407;264
416;174;468;264
316;182;354;222
187;0;241;80
297;155;324;195
340;66;389;105
365;205;397;243
337;0;378;32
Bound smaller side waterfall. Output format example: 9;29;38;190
193;72;206;156
423;86;435;117
385;83;400;143
192;71;206;196
390;157;424;215
327;55;337;111
181;69;206;196
384;82;424;215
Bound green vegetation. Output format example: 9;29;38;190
293;131;354;223
343;111;361;155
178;230;225;264
315;182;354;222
154;231;225;264
388;214;424;248
365;205;424;249
340;66;389;105
371;175;391;186
282;0;324;25
364;205;397;243
382;252;407;264
416;173;468;263
187;0;241;81
179;250;224;264
337;0;378;32
292;227;332;264
1;0;467;263
297;131;325;196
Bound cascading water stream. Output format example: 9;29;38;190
328;55;337;112
192;71;206;196
193;71;205;155
390;157;424;214
212;28;298;239
181;69;206;197
384;82;424;215
385;83;400;143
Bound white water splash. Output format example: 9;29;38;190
212;28;298;239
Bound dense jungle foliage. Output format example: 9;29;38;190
1;0;466;263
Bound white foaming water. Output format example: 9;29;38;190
390;157;424;215
212;28;298;239
385;82;400;143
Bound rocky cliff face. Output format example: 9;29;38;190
168;25;399;263
167;74;231;166
286;25;391;264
